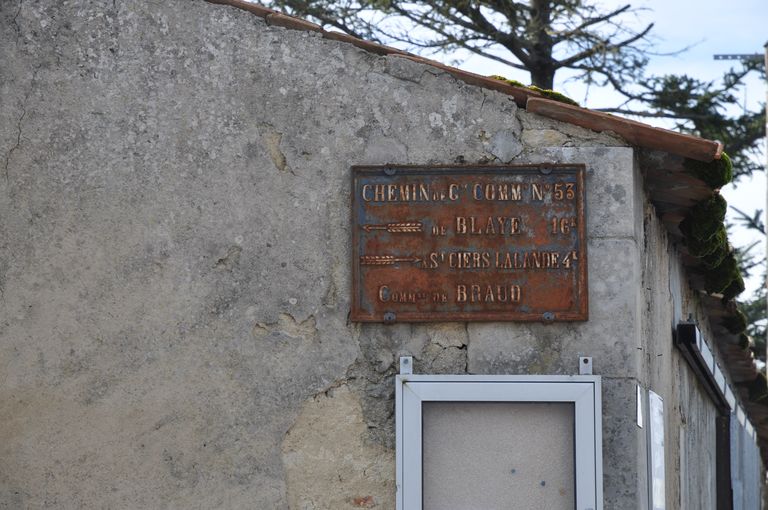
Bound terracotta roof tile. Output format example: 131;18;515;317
207;0;275;16
527;98;722;162
265;12;322;32
322;31;408;56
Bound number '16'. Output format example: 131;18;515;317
551;216;577;234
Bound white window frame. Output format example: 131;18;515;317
395;374;603;510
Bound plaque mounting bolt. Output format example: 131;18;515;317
400;356;413;375
579;356;593;375
384;167;397;176
542;311;555;321
383;311;396;323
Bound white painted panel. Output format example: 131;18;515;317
649;390;665;510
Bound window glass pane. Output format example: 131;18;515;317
422;401;575;510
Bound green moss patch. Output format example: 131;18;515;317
527;85;580;107
698;235;728;269
679;192;745;301
683;152;733;189
489;75;526;88
490;76;579;107
685;224;727;259
679;194;727;242
703;251;742;295
722;309;748;335
720;268;745;302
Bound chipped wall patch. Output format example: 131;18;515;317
258;124;289;172
282;385;394;510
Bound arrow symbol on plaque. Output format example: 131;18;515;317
360;255;422;266
362;222;423;233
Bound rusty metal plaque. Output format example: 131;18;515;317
351;165;588;322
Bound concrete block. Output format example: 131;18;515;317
517;147;638;239
468;237;641;378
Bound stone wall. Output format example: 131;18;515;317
638;186;731;509
0;1;729;509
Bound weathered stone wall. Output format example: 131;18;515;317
638;172;732;509
0;1;704;509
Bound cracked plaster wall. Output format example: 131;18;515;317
0;0;669;509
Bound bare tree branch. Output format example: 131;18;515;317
557;22;653;68
551;4;631;43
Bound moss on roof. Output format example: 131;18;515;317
723;309;749;335
489;75;526;88
679;191;745;303
679;194;727;243
489;75;580;107
720;268;746;302
684;152;733;189
703;250;742;295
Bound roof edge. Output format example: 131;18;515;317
527;98;722;162
204;0;722;163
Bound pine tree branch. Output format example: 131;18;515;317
731;206;766;235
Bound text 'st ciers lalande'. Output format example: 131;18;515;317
352;166;587;322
